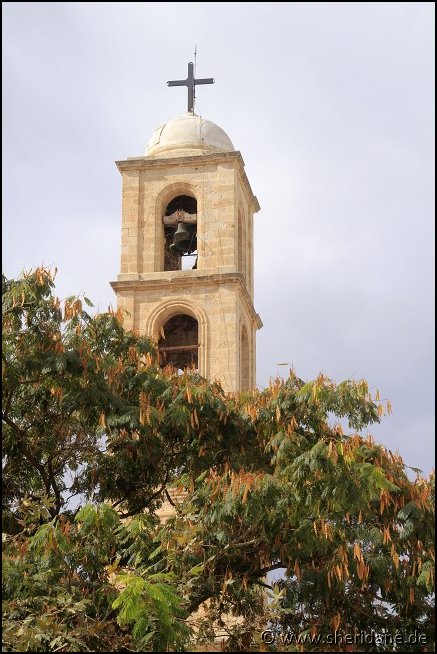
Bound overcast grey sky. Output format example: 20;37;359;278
3;2;435;472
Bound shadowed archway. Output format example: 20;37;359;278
158;314;199;370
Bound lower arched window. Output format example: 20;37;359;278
240;324;250;391
158;314;199;370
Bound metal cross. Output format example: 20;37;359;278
167;62;214;113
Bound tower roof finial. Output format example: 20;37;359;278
167;61;214;113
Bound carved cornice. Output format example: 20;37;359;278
110;271;262;329
115;151;260;214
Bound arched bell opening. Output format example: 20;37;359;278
163;195;198;271
158;313;199;371
238;208;247;281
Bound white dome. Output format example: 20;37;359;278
145;112;234;158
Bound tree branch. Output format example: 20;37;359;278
47;460;62;517
251;562;287;578
118;468;172;519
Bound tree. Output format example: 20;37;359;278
2;268;435;652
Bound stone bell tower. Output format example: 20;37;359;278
111;64;262;393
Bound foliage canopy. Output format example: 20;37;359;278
2;269;434;651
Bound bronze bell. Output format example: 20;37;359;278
170;222;191;254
